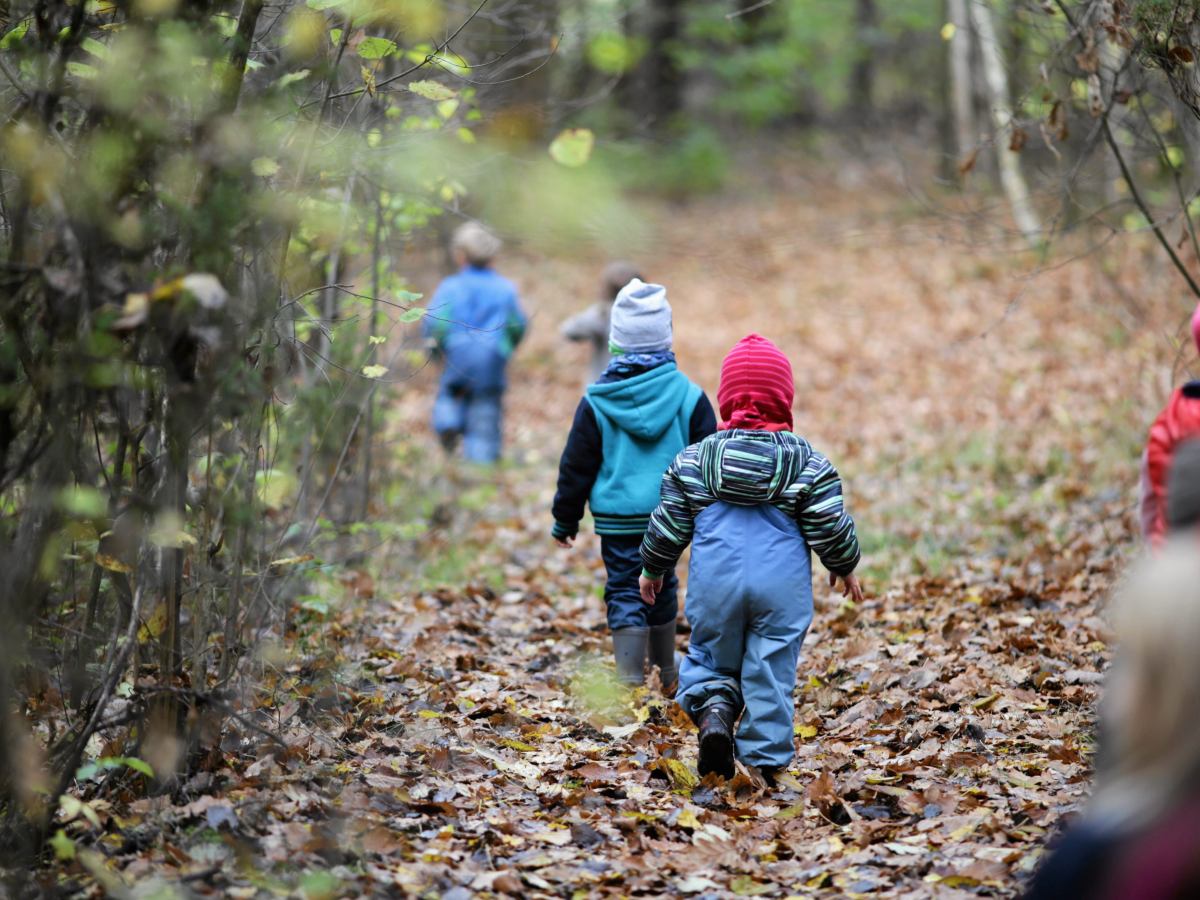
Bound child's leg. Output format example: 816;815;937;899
675;591;745;722
462;389;502;463
432;383;467;452
600;535;678;685
737;589;814;769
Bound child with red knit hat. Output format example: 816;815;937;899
639;334;863;782
1141;303;1200;548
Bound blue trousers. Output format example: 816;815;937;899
433;385;503;463
676;503;814;769
600;535;678;630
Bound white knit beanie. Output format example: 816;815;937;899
609;279;672;353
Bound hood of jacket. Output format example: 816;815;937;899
697;429;811;505
586;362;691;441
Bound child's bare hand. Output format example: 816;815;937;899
639;574;663;605
829;571;864;604
554;535;574;549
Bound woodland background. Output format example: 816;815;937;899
3;0;1200;896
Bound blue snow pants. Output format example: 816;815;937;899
433;384;503;463
432;339;508;464
676;502;814;769
600;535;678;630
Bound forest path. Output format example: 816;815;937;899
124;177;1166;898
286;175;1156;897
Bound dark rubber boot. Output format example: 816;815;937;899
697;702;737;780
648;622;680;695
611;627;649;686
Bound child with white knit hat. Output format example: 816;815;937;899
551;279;717;691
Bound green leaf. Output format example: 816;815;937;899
329;28;343;46
361;364;388;378
49;829;75;862
66;61;98;80
252;157;280;177
395;289;423;303
586;31;645;74
57;486;107;519
81;37;110;60
299;869;341;900
212;14;239;39
549;128;595;168
276;68;311;88
408;80;457;101
1;19;31;51
436;99;460;120
357;37;397;60
399;307;425;323
306;0;346;8
117;757;155;778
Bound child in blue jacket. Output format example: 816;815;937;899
424;222;527;464
552;279;717;691
639;334;863;782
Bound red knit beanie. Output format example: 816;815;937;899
1192;301;1200;355
717;334;795;431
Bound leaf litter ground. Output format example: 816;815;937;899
49;170;1194;898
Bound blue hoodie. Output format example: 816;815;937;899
552;360;716;538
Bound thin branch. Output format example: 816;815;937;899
726;0;776;20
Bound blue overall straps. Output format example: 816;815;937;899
676;502;814;769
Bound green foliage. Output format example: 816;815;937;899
677;0;942;126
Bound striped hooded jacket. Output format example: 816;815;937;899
640;429;861;579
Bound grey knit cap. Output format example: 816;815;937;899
1168;438;1200;532
609;278;672;353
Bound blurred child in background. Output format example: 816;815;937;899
1140;302;1200;547
1025;532;1200;898
552;279;717;691
561;261;642;384
424;222;527;464
639;334;862;782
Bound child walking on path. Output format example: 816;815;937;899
1140;301;1200;547
639;334;863;781
552;279;717;690
423;222;527;464
560;261;641;384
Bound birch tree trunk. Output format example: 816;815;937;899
947;0;976;163
968;0;1041;245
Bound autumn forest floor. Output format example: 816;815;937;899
63;158;1200;898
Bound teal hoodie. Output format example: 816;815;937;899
585;362;702;535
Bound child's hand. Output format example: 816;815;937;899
829;571;864;604
639;574;663;605
554;535;574;549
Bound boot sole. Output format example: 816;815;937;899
698;730;735;780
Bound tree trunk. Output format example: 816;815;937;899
968;0;1041;245
634;0;685;127
850;0;877;118
947;0;976;163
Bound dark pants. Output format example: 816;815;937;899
600;534;678;630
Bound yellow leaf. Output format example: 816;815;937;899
95;553;132;574
138;604;167;643
361;364;388;379
972;693;999;709
500;738;537;752
676;807;701;829
941;22;956;40
655;757;698;791
269;554;314;568
795;723;818;739
417;710;441;719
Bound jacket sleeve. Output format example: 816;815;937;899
795;449;861;577
423;281;453;350
640;453;697;578
1142;405;1174;546
551;398;602;539
690;392;718;443
505;290;528;351
561;304;607;343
